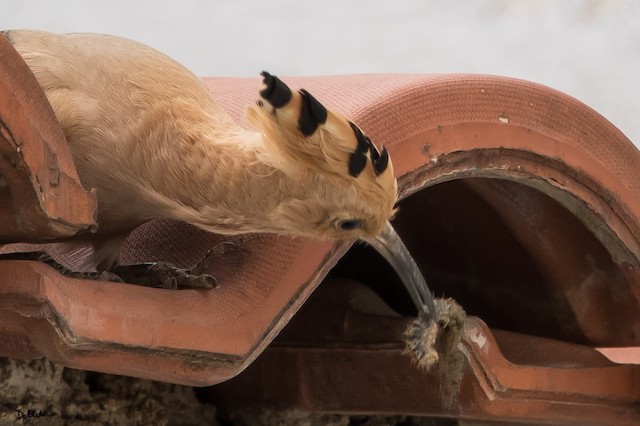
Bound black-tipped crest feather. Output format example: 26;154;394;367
259;71;292;108
298;89;328;136
349;121;389;177
349;152;368;177
373;147;389;176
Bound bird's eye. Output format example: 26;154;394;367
337;219;363;231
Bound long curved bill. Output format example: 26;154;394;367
362;221;436;319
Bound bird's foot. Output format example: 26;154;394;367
113;262;217;290
116;241;243;290
0;244;238;290
112;241;247;290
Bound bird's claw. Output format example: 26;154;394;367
260;71;292;108
114;262;217;290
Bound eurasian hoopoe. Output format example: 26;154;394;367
3;29;434;317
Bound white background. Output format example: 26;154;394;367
2;0;639;144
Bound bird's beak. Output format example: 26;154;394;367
362;221;436;319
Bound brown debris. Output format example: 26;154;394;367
403;298;466;371
0;358;217;426
403;298;467;410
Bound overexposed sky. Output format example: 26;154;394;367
2;0;639;143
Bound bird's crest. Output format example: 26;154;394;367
250;72;393;184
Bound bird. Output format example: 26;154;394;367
2;29;435;317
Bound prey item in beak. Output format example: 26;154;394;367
362;221;436;319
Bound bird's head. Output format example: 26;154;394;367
246;72;398;241
247;72;435;318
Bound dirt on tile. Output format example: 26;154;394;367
0;357;458;426
0;357;217;426
222;410;456;426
